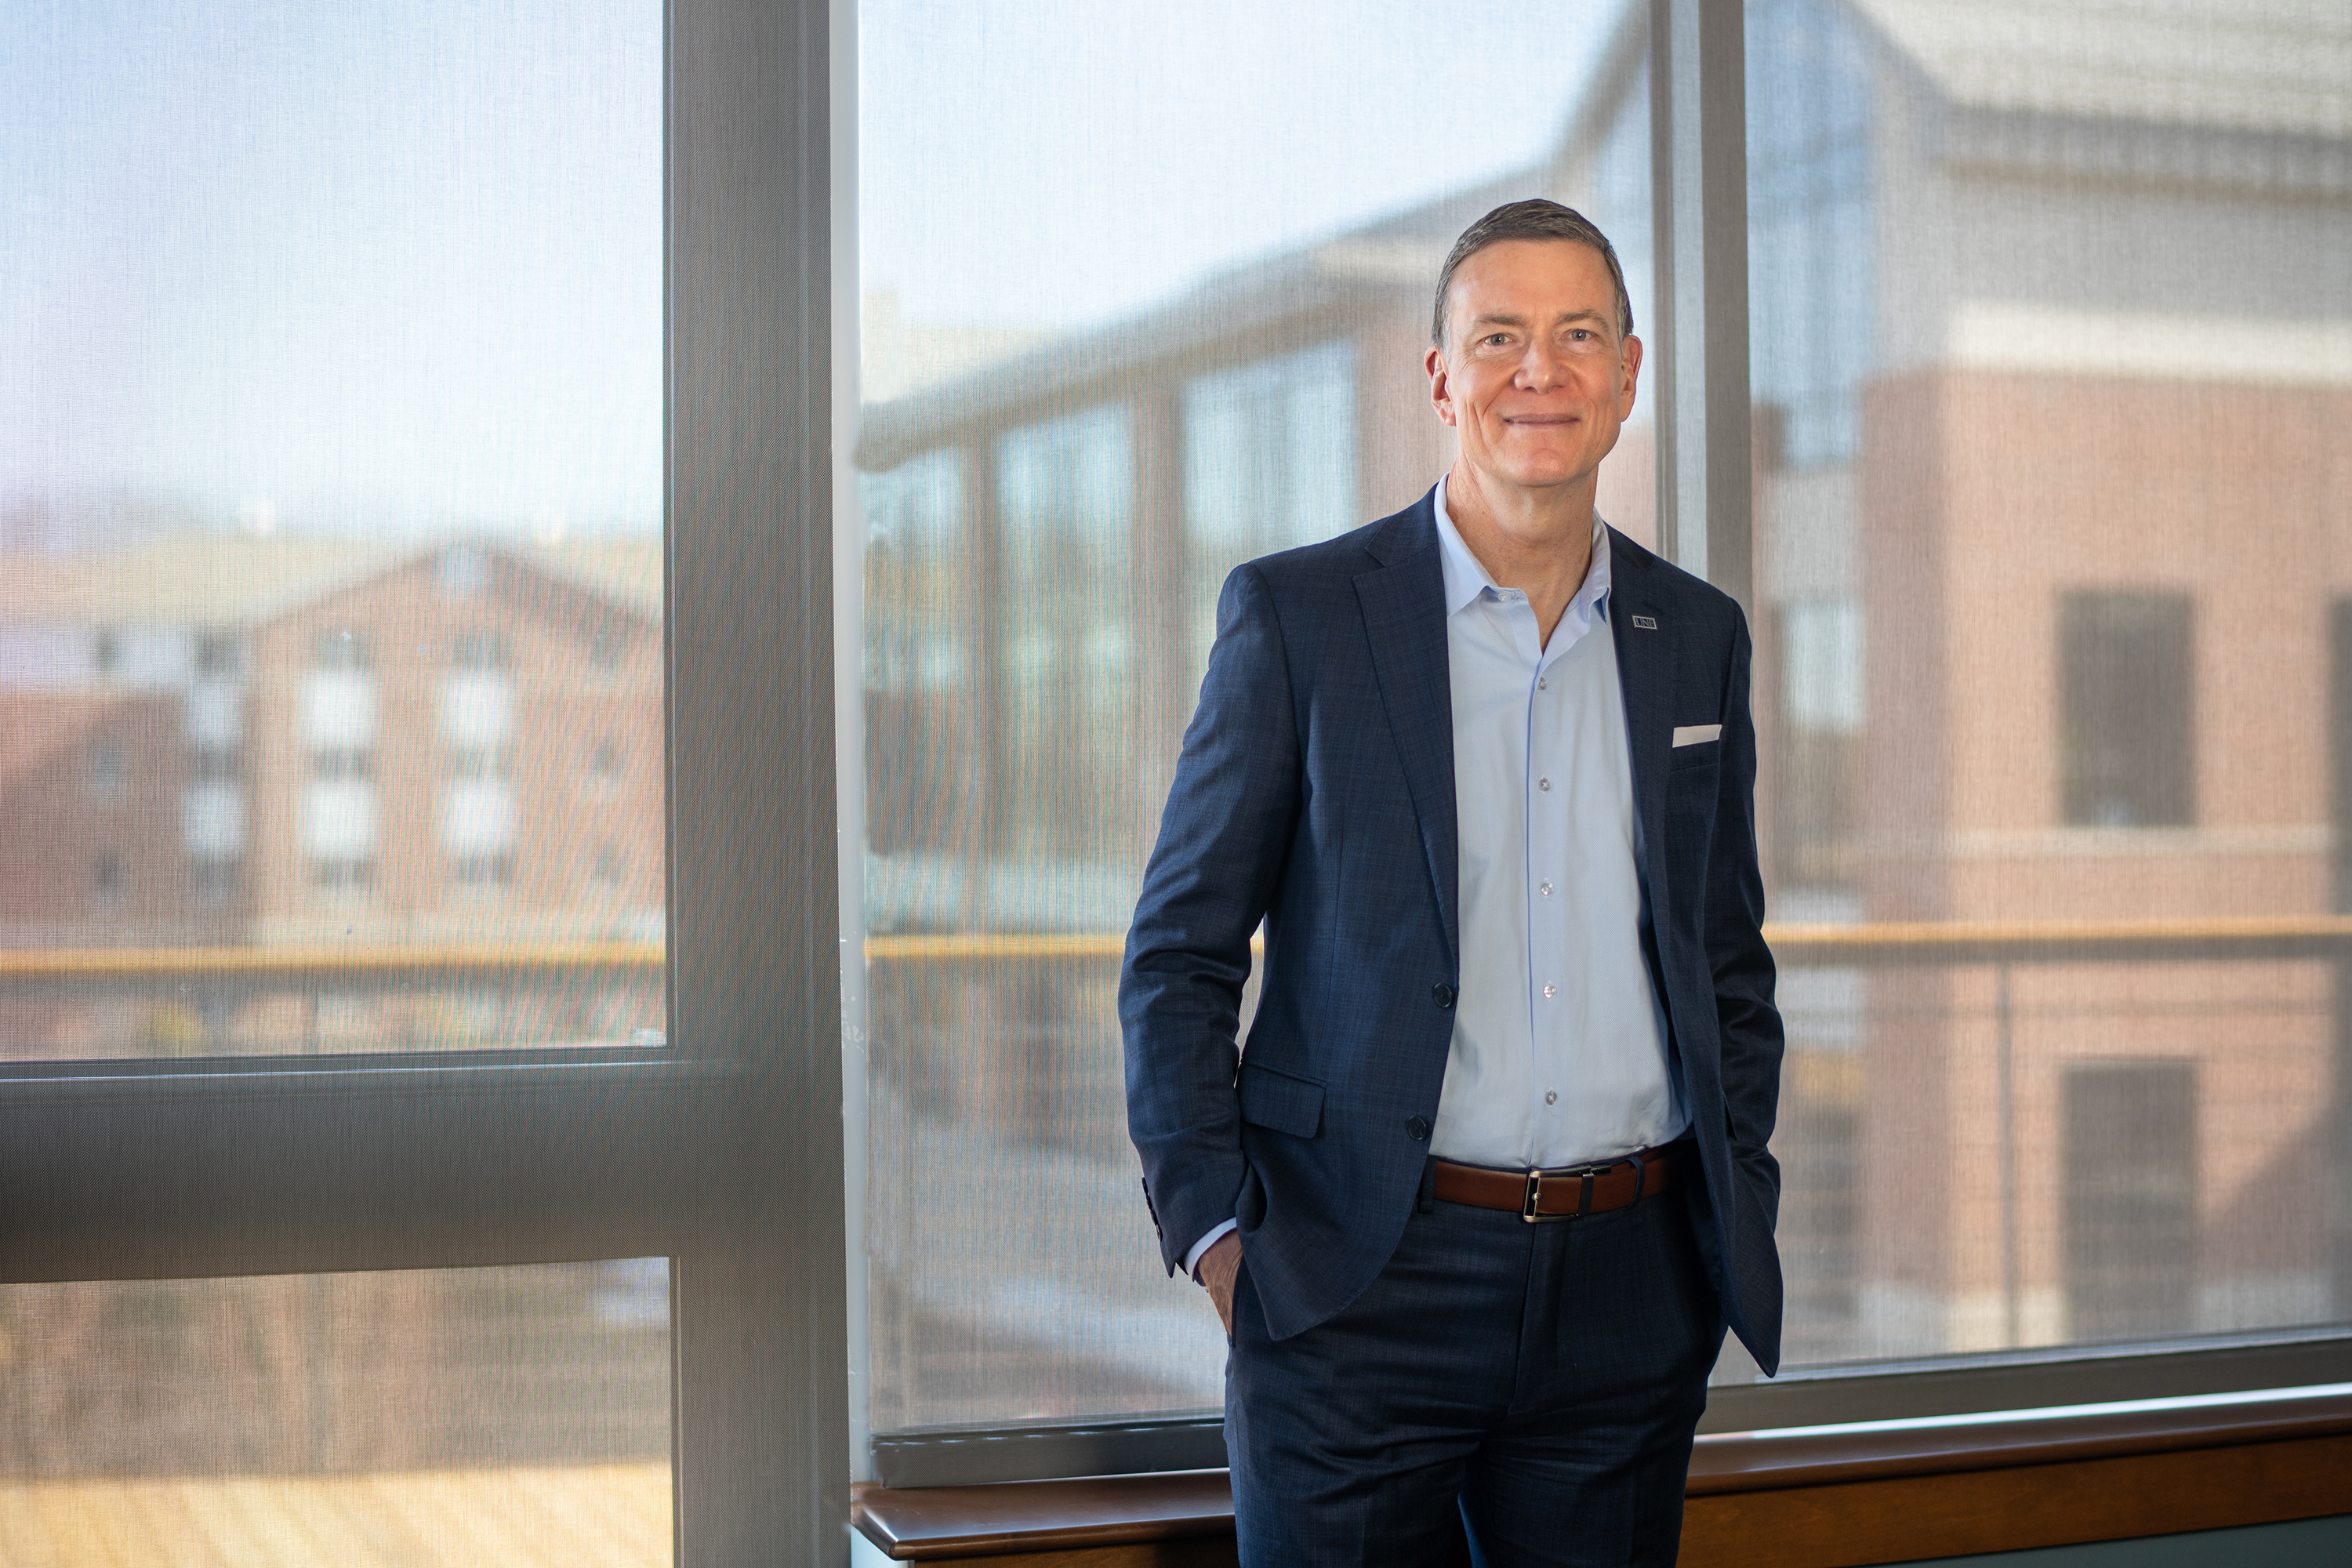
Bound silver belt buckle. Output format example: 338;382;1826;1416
1522;1162;1613;1223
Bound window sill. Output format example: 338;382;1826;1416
851;1388;2352;1564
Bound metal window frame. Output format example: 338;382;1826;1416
0;0;849;1561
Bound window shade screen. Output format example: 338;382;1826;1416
0;0;665;1062
855;0;1657;1430
1747;0;2352;1370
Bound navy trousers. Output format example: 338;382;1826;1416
1225;1174;1724;1567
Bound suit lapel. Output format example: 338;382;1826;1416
1606;527;1673;907
1353;500;1458;964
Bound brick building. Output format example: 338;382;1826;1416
0;532;664;1053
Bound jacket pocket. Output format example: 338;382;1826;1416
1237;1059;1324;1138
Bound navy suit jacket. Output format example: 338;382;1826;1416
1121;489;1785;1373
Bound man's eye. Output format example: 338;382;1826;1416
1483;333;1510;347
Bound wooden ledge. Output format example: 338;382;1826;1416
1686;1388;2352;1494
852;1390;2352;1563
854;1470;1232;1560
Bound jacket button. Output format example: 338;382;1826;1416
1406;1116;1430;1142
1432;983;1455;1009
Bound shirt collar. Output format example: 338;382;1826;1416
1432;474;1612;626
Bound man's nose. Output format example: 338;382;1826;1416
1516;343;1563;390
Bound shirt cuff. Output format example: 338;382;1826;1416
1183;1218;1239;1282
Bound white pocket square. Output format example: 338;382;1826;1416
1671;724;1722;747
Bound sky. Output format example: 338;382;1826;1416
1;0;1627;540
860;0;1628;331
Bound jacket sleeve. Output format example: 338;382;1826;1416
1706;609;1785;1223
1120;563;1303;1276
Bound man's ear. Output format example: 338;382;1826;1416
1426;342;1458;429
1617;333;1643;416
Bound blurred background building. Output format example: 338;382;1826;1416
850;0;2352;1421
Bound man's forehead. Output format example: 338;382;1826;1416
1447;241;1614;313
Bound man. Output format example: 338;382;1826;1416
1121;199;1782;1566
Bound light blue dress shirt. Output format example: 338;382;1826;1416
1427;476;1685;1171
1183;478;1686;1276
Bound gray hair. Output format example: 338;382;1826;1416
1431;198;1634;349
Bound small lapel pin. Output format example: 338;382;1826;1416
1631;615;1657;630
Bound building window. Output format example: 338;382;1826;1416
189;744;241;784
590;628;629;673
311;747;374;783
451;853;515;889
861;450;969;880
1773;597;1864;891
309;856;377;892
2059;592;2193;828
1746;0;1874;469
589;739;622;793
2065;1062;2196;1341
1181;342;1358;682
191;856;240;908
93;626;122;677
997;405;1136;877
311;628;372;673
194;630;239;676
2332;602;2352;913
86;734;127;801
92;853;122;905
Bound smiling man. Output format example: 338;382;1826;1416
1123;200;1784;1566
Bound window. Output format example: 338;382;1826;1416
1773;596;1863;893
2332;602;2352;914
0;0;838;1555
855;0;1663;1467
2060;593;2194;829
191;855;240;908
2065;1062;2197;1341
1744;0;2347;1420
194;631;240;677
450;853;515;890
309;855;377;893
310;746;374;782
1181;342;1359;679
861;450;971;905
187;744;240;783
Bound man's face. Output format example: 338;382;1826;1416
1426;238;1642;503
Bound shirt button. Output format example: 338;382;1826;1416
1432;982;1455;1009
1406;1116;1430;1142
1537;778;1552;792
1539;880;1553;896
1537;677;1548;691
1543;984;1557;999
1545;1090;1559;1105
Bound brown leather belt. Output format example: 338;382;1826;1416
1432;1140;1691;1223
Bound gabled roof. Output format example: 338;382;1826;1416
855;168;1538;470
0;533;664;628
1850;0;2350;140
